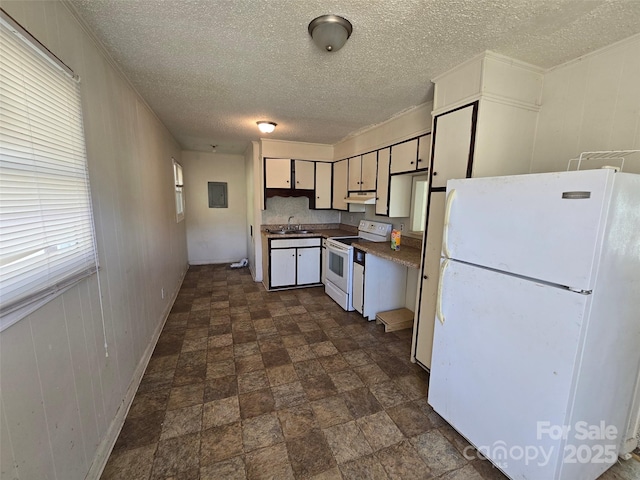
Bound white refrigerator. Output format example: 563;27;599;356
428;169;640;480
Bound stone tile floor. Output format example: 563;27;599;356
101;265;640;480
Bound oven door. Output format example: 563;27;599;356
325;241;352;294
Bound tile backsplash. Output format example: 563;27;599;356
262;196;340;226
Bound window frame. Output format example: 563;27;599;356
173;158;185;222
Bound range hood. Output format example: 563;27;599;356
344;193;376;204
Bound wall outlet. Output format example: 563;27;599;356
399;223;404;231
161;288;165;300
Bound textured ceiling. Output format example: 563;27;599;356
67;0;640;154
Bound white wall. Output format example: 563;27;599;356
531;34;640;174
245;142;258;279
0;2;188;480
182;151;248;264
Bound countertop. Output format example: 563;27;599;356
261;224;421;269
352;240;422;269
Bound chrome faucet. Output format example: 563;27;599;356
287;216;295;230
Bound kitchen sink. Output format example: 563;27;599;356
268;229;313;235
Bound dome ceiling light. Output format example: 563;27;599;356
257;121;277;134
308;14;352;52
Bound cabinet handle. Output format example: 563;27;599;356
418;158;423;163
423;275;428;280
286;180;290;183
433;171;438;176
317;196;320;199
410;161;414;165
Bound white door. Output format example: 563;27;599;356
360;152;377;190
348;156;362;191
412;192;446;369
332;160;348;210
431;105;475;188
429;259;589;480
444;169;614;290
390;139;418;174
315;162;332;209
297;247;320;285
265;158;291;188
294;160;315;189
352;262;364;314
326;245;350;292
416;133;431;171
376;148;390;215
270;248;296;287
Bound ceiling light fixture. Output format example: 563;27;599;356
210;144;217;153
257;121;277;134
308;14;352;52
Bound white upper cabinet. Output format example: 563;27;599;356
417;134;431;171
348;156;362;191
390;139;418;174
294;160;315;189
332;159;348;211
430;105;475;188
360;152;377;190
315;162;332;209
265;158;292;188
375;148;390;216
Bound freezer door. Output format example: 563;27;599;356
429;260;590;480
444;169;615;291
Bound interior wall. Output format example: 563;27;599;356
531;34;640;174
0;2;188;480
244;142;257;279
182;151;248;265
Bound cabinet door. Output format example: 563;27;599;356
297;247;320;285
294;160;315;189
431;104;476;188
390;139;418;174
348;156;362;191
352;262;364;314
375;148;390;215
314;162;332;209
265;158;292;188
360;152;377;190
417;133;431;171
412;191;446;369
271;248;296;287
332;160;348;210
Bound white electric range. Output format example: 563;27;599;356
324;220;392;311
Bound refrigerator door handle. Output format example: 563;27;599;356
442;188;457;258
436;258;450;324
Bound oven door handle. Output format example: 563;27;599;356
327;243;350;253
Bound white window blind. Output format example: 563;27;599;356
0;12;97;329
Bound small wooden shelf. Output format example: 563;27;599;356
376;308;414;332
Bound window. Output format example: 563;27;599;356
408;174;429;235
173;159;184;221
0;10;96;329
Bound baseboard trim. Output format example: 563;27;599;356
85;268;186;479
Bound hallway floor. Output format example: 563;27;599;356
101;265;640;480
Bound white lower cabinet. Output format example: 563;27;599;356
270;248;297;287
297;247;321;285
269;238;321;289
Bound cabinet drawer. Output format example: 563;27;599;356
270;238;321;248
